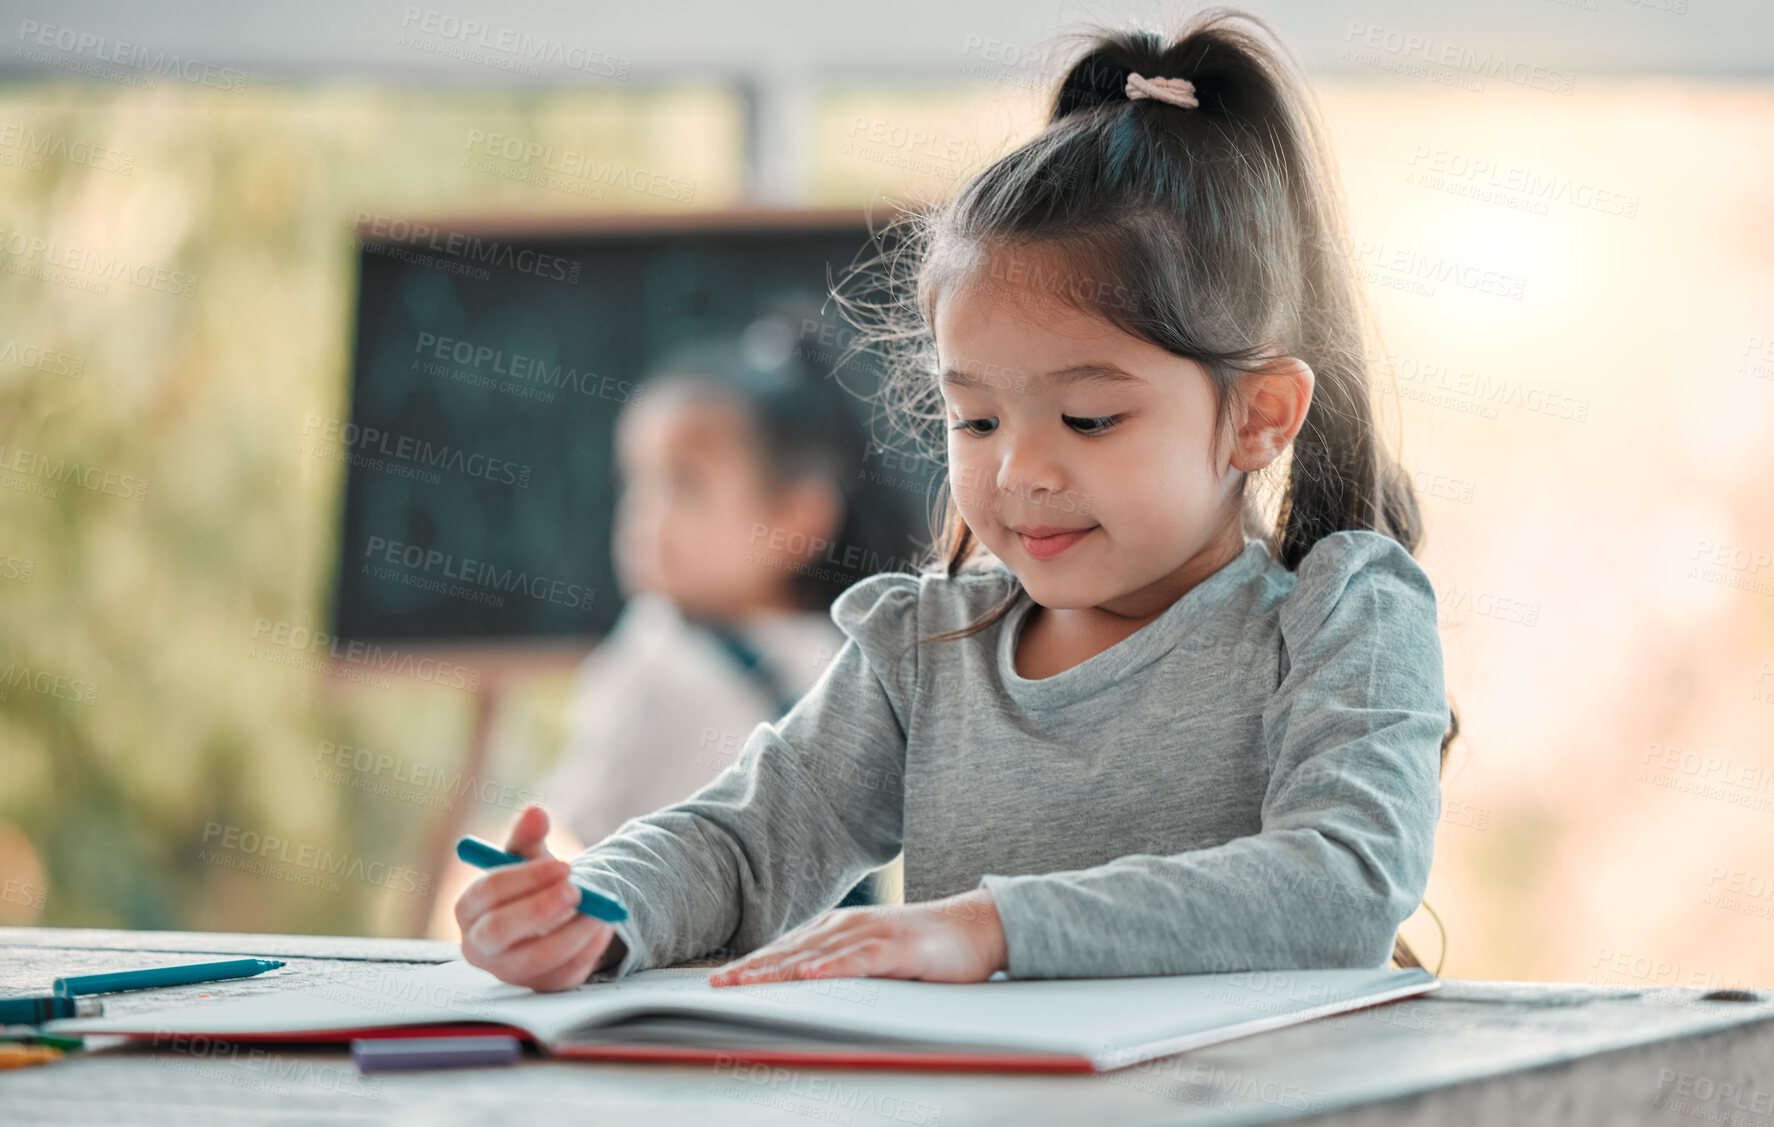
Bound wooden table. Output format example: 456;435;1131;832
2;927;1770;1125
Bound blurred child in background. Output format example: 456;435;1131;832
540;315;924;908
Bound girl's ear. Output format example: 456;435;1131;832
1229;356;1314;473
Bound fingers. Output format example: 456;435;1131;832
713;945;838;986
709;911;879;986
499;914;610;990
462;910;611;991
453;856;572;931
752;942;867;984
528;920;617;992
505;804;554;862
452;805;615;991
464;870;582;957
787;938;892;981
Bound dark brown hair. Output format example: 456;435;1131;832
832;7;1459;770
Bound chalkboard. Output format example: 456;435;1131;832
328;211;942;643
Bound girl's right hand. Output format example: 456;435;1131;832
454;804;625;991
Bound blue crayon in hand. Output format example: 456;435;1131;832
455;835;628;923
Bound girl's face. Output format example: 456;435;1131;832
932;253;1308;619
612;393;836;620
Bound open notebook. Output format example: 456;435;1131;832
50;960;1439;1073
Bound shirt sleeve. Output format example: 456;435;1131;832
977;530;1449;978
568;572;921;979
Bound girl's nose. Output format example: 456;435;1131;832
994;441;1068;506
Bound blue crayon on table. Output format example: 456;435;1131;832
351;1034;521;1073
454;835;628;922
54;958;284;998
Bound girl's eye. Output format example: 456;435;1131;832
1063;414;1123;436
948;415;1123;437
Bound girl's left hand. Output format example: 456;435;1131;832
708;888;1009;986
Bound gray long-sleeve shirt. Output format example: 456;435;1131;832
571;529;1450;980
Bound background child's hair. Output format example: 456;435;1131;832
635;316;925;614
832;6;1460;769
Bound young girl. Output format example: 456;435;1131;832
454;9;1460;990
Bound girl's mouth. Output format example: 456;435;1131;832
1014;526;1097;561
